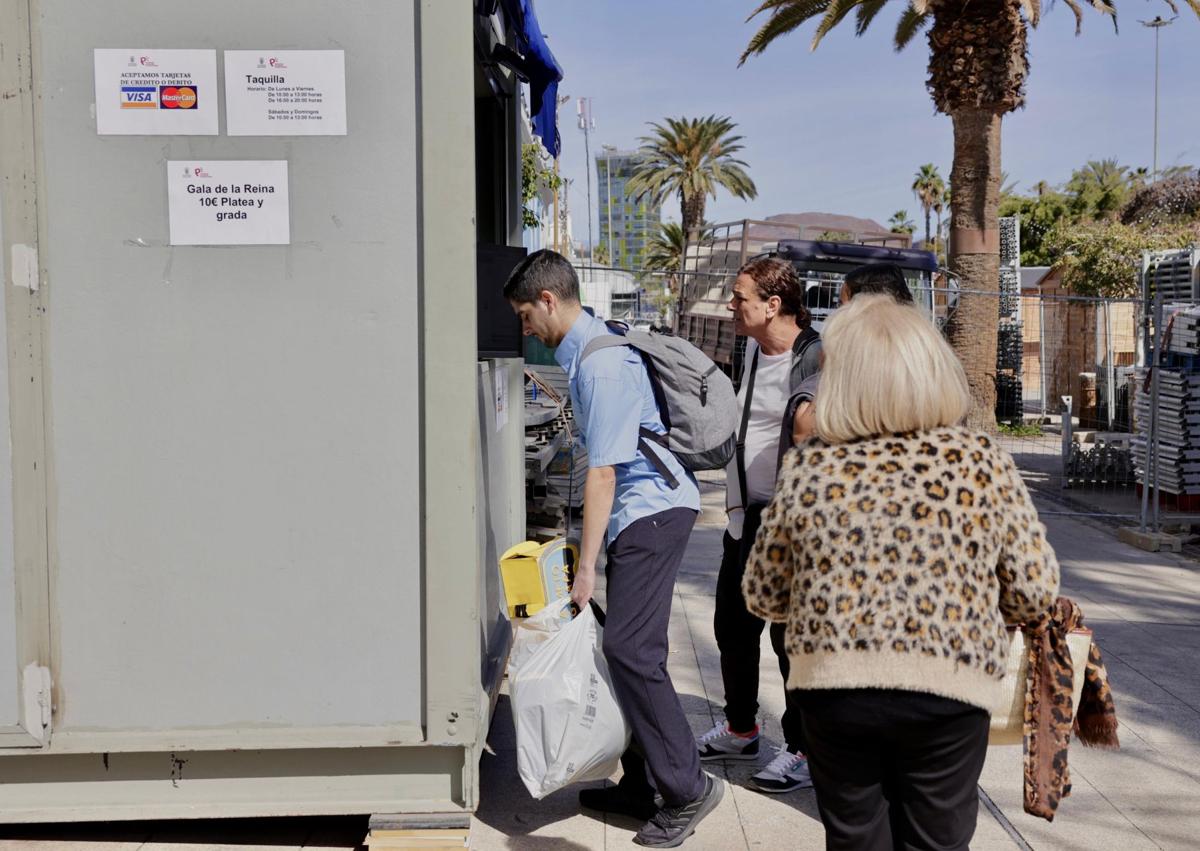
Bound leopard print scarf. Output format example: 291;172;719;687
1022;597;1120;821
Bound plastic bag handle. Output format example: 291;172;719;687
567;599;607;626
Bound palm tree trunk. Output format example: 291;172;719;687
924;206;932;251
681;191;706;239
947;107;1001;431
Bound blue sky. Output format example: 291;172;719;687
536;0;1199;242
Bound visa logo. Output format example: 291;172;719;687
120;86;157;108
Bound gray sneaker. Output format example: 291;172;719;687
696;721;760;762
633;774;725;848
750;746;813;793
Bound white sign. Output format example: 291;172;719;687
94;49;218;135
224;50;347;136
167;161;290;246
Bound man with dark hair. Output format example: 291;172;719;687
839;262;915;305
505;249;723;848
695;256;820;794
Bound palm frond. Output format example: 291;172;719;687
1020;0;1042;26
893;4;930;50
1060;0;1085;33
740;0;831;65
745;0;804;19
855;0;891;35
812;0;869;49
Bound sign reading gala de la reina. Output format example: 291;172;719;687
167;161;290;246
94;49;217;134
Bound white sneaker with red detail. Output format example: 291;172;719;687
695;721;760;761
750;746;813;793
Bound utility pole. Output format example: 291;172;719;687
1140;15;1176;183
552;93;569;254
576;98;594;264
601;144;617;268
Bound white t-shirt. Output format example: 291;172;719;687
726;347;791;539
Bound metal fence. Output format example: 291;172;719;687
911;286;1148;521
558;261;1199;533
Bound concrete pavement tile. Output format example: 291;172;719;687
727;781;824;849
1071;741;1200;795
981;768;1162;851
1094;656;1190;707
1113;797;1200;851
471;809;604;851
1113;701;1200;746
971;803;1022;850
603;774;745;851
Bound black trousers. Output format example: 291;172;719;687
797;689;990;851
605;507;706;807
714;504;806;752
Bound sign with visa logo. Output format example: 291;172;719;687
121;86;157;108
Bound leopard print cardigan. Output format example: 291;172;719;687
742;427;1061;711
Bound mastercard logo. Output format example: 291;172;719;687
159;85;198;110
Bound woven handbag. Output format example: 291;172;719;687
989;627;1092;746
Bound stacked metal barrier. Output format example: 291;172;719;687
996;216;1024;423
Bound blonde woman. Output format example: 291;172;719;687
742;295;1060;850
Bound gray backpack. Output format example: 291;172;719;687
580;322;738;488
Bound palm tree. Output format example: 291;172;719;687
912;164;945;250
740;0;1199;429
644;222;709;321
625;116;758;239
644;222;694;273
1067;158;1131;219
889;210;916;234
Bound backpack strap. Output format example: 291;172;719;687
791;326;821;382
734;347;760;511
577;326;680;490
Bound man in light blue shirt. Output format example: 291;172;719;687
506;250;722;848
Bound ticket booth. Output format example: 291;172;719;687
0;0;544;825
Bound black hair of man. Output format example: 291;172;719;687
842;263;915;304
502;249;582;305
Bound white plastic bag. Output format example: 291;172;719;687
509;598;631;799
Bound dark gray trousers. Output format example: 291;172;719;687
604;507;705;807
798;689;989;851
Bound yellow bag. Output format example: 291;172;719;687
500;538;579;618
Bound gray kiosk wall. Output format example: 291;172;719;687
0;0;515;821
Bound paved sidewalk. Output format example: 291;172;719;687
472;481;1200;850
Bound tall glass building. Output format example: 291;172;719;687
596;150;661;269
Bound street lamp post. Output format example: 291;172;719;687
576;98;594;266
601;144;617;268
1140;15;1176;183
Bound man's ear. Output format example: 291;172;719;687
539;290;557;312
767;294;782;317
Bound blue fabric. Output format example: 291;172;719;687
554;312;700;541
503;0;564;157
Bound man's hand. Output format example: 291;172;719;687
571;564;596;609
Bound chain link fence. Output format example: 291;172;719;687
517;261;1198;539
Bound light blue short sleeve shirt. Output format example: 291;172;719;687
554;312;700;541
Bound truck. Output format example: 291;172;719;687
677;218;950;375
